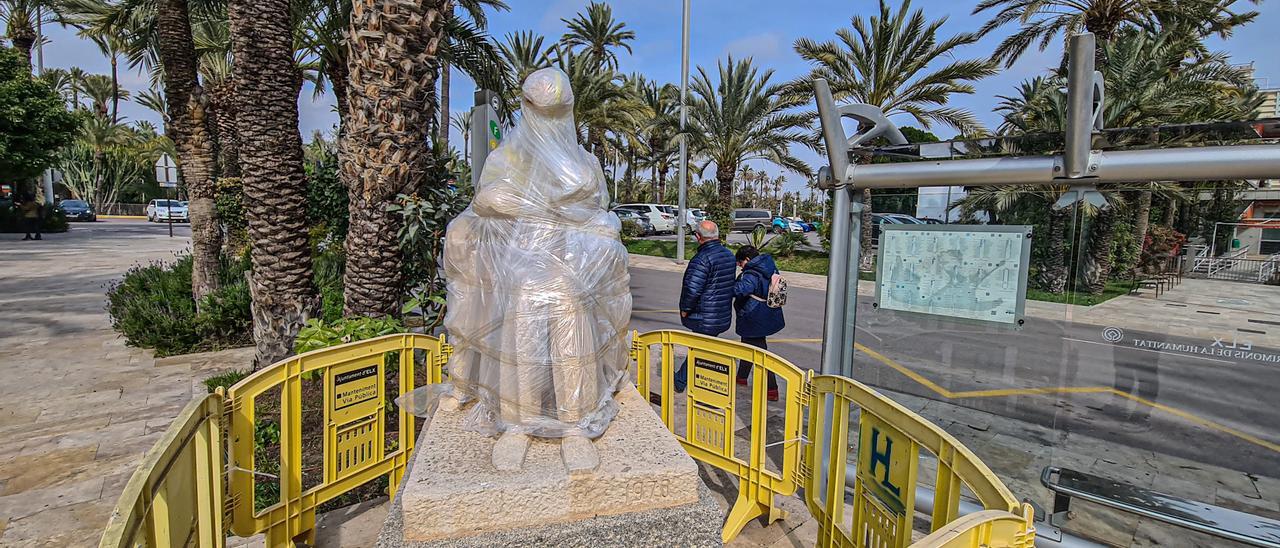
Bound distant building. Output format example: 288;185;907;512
1234;191;1280;256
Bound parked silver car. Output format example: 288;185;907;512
146;199;189;223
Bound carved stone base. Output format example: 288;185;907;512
379;385;719;546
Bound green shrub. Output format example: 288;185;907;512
215;177;249;253
293;316;404;355
106;254;253;356
305;150;348;244
313;248;346;323
620;218;644;239
203;369;251;393
769;231;805;257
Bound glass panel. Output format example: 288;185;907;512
829;183;1275;546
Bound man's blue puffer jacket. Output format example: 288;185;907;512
679;240;736;335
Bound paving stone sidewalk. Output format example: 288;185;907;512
0;223;248;547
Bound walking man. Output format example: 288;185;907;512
675;220;735;392
732;246;785;401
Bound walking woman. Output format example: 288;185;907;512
732;246;784;401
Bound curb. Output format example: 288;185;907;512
100;215;148;220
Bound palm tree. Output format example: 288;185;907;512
973;0;1260;68
189;16;239;178
686;56;818;220
554;49;649;164
436;0;509;152
135;87;167;122
632;76;679;200
81;31;125;122
340;0;449;318
68;0;227;302
227;0;319;364
1;0;59;70
68;66;87;106
451;110;471;162
499;30;555;85
792;0;995;258
78;73;127;118
37;67;73;103
559;1;634;71
990;29;1254;292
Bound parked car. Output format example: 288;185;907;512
613;203;675;233
614;209;654;235
786;217;814;231
146;199;189;223
690;208;707;222
771;216;803;233
870;213;926;244
58;199;97;222
731;208;773;233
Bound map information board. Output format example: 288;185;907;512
874;224;1032;326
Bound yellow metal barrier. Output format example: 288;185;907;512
99;391;226;548
103;329;1030;548
631;329;1034;547
631;329;808;542
225;333;448;545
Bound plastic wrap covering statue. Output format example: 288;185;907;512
438;66;632;460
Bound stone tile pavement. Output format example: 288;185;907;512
0;222;248;547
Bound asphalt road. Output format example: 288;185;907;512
627;266;1280;477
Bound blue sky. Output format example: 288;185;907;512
38;0;1280;194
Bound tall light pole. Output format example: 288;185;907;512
675;0;691;261
36;8;54;205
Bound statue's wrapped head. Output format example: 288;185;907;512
522;67;574;117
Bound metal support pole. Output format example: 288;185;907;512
814;78;854;377
1064;33;1096;179
675;0;690;261
36;8;54;205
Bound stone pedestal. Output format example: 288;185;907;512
377;385;722;547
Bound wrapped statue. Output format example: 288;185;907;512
438;67;632;473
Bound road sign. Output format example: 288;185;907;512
155;154;179;188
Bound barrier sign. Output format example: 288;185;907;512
326;358;385;482
688;350;735;457
854;413;919;545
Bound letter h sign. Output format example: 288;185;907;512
857;414;918;517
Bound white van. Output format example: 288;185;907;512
613;203;676;233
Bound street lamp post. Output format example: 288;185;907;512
675;0;690;261
36;8;54;205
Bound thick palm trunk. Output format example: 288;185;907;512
714;163;734;221
110;55;120;124
341;0;447;318
10;28;35;72
1039;207;1069;293
1161;197;1176;228
1082;207;1118;294
229;0;320;366
439;59;450;151
208;81;241;178
156;0;221;304
859;188;873;263
656;166;667;204
589;126;607;169
1133;189;1152;261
